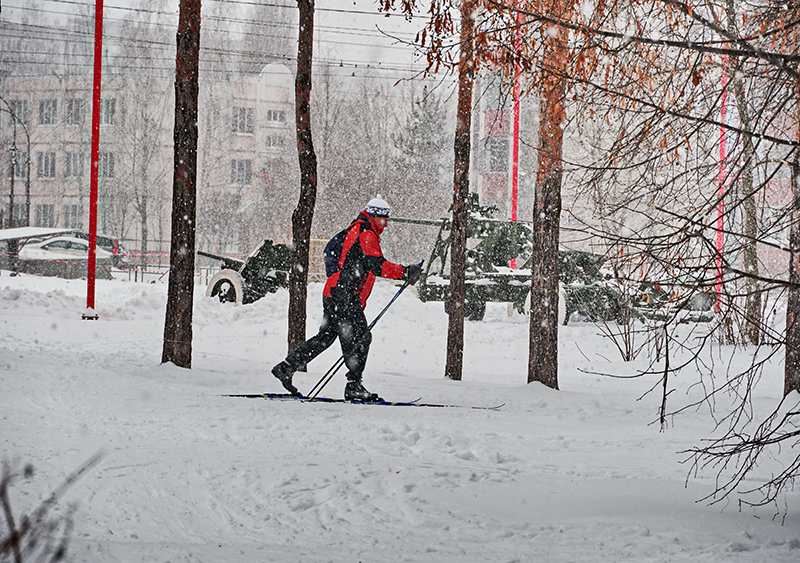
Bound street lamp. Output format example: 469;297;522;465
1;99;32;226
8;125;16;230
1;97;32;273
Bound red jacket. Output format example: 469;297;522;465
323;211;405;308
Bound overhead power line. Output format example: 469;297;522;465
2;24;420;59
3;3;420;44
24;0;428;21
1;7;428;75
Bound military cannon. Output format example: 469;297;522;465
396;195;719;324
393;195;535;321
394;194;619;322
199;239;292;305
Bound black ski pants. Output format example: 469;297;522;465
284;288;371;381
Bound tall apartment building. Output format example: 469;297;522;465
1;74;97;234
1;63;297;261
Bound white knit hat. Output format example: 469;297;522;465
365;195;391;217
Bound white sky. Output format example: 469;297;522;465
314;0;428;72
3;0;434;80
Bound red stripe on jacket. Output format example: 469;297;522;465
323;212;404;308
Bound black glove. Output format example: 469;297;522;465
403;264;422;285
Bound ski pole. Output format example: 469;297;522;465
307;264;420;400
306;280;409;400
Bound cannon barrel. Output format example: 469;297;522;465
197;250;245;272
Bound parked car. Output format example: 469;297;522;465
68;231;131;268
19;235;114;262
18;235;115;280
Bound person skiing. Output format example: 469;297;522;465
271;195;422;401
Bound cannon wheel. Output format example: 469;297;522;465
206;269;244;305
443;299;487;321
524;285;568;325
465;300;486;321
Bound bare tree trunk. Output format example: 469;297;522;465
443;0;475;382
138;148;149;271
786;153;800;396
528;2;570;389
140;198;148;271
785;50;800;396
726;0;761;346
288;0;318;358
732;78;761;345
785;63;800;396
162;0;201;368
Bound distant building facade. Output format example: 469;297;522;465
471;73;535;224
0;63;297;263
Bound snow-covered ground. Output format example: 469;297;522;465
1;269;798;562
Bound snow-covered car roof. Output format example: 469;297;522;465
19;236;113;262
0;227;73;243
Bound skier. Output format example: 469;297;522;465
271;195;422;401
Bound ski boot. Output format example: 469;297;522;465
271;361;300;395
344;380;383;402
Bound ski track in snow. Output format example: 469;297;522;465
1;273;799;562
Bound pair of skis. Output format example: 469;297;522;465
227;392;504;410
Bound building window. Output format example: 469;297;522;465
484;110;510;138
487;138;509;172
481;173;507;202
232;107;254;134
38;99;57;125
99;151;114;177
483;76;507;110
63;204;81;229
260;162;273;182
8;100;28;126
37;152;56;178
65;152;84;178
266;109;286;123
66;99;85;126
260;160;286;183
35;204;56;228
265;135;285;148
231;159;252;186
12;204;26;227
100;98;116;125
8;151;28;179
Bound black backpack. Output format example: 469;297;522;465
324;228;349;277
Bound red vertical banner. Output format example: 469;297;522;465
509;6;522;269
84;0;103;320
